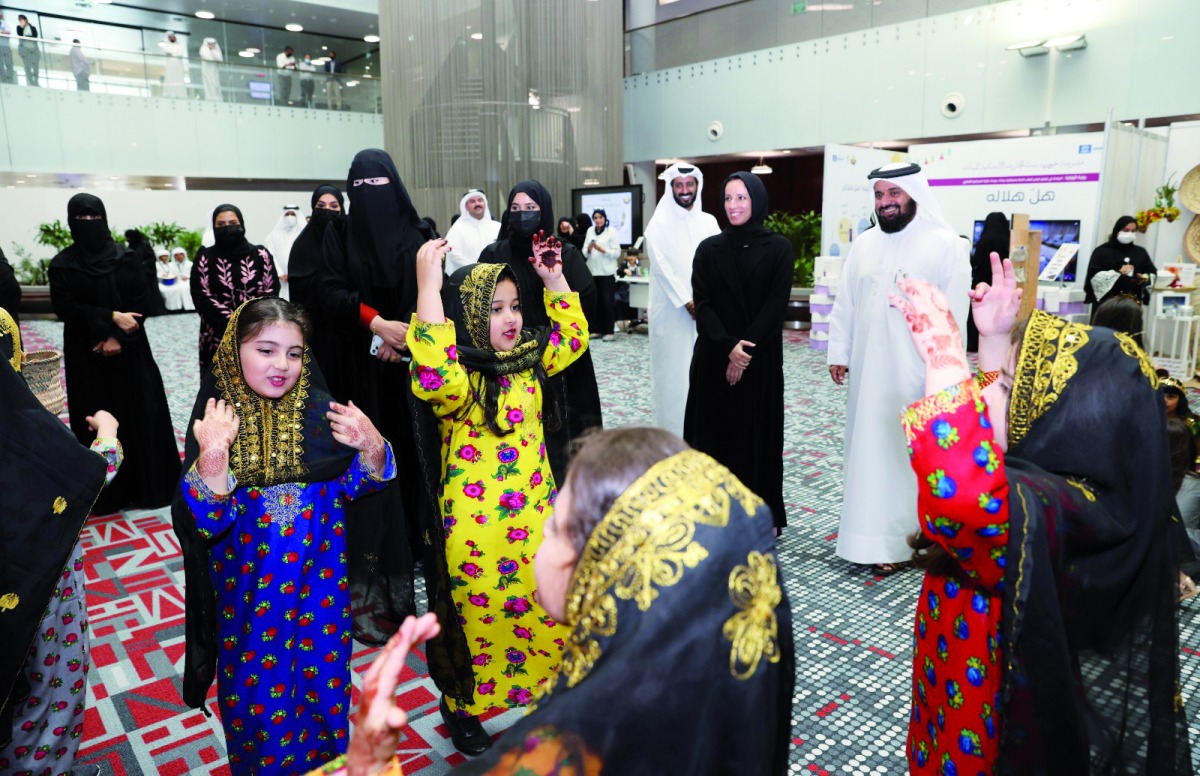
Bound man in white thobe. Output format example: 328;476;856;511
160;32;187;98
443;189;500;274
644;162;720;436
262;204;304;300
827;162;971;569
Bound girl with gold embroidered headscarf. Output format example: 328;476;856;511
890;252;1192;774
174;297;399;775
405;234;587;756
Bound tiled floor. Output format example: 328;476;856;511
19;312;1200;774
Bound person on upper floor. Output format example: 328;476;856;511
191;204;279;372
199;37;222;101
324;50;344;110
262;203;304;300
15;15;38;87
298;51;316;107
443;189;500;275
479;181;603;485
160;31;186;98
275;45;296;105
1085;215;1157;306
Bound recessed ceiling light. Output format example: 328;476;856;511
245;47;260;53
321;45;328;51
195;11;215;20
165;183;174;188
286;23;303;32
16;180;25;184
238;50;255;58
25;173;36;178
364;34;380;43
471;32;483;40
109;175;120;180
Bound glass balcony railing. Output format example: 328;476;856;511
0;36;381;113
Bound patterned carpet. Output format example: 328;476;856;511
18;312;1200;775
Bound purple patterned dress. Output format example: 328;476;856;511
190;245;279;370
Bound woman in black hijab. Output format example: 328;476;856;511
479;180;602;484
683;172;791;529
319;148;431;569
48;193;180;512
190;203;279;372
124;228;165;317
1084;215;1157;306
967;212;1008;351
289;184;346;394
570;212;590;252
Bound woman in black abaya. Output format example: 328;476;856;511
288;184;347;397
967;211;1008;351
479;181;603;484
1084;215;1157;306
683;172;791;528
48;193;181;513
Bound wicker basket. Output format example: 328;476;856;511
23;349;65;415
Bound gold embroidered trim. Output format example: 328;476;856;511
0;592;19;612
723;551;782;680
1065;479;1096;503
902;380;980;440
460;263;506;348
212;299;311;488
0;306;23;372
52;496;67;514
1113;331;1160;389
1008;310;1089;448
556;450;763;691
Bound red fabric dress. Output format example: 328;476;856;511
902;379;1008;775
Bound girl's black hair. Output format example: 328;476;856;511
236;296;312;344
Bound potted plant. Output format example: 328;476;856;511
764;210;822;330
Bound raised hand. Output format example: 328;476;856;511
346;614;441;776
328;400;387;473
530;230;562;274
968;252;1023;340
415;238;449;294
889;278;970;392
86;409;119;439
193;398;239;454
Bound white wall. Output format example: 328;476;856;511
0;85;383;179
624;0;1200;162
1155;121;1200;264
1;188;321;260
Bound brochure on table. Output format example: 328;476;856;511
820;144;909;260
908;134;1105;287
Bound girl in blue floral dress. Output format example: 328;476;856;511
176;297;396;774
406;232;587;755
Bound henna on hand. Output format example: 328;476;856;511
197;448;228;480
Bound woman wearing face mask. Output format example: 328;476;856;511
48;193;181;513
479;181;603;486
289;185;345;387
1084;216;1157;307
191;204;280;373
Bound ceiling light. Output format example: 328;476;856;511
750;158;773;175
195;11;215;19
1017;45;1049;57
321;45;328;50
470;32;483;40
245;47;260;53
238;50;255;57
109;176;120;180
1005;40;1044;51
364;34;380;43
16;180;25;184
346;80;360;87
1044;34;1082;47
583;178;601;185
25;173;36;178
286;23;303;32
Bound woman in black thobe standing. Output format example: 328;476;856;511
288;183;347;398
479;180;603;484
48;193;180;513
1084;215;1157;307
684;172;791;528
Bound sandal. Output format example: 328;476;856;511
872;562;910;576
1178;572;1197;602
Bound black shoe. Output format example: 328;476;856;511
439;696;492;756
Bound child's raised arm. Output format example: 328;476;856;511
192;398;239;496
529;231;571;293
415;239;450;324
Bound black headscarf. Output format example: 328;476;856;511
591;208;607;235
288;184;345;312
1107;214;1138;244
459;450;795;775
210;203;255;258
55;193;122;277
497;180;557;267
0;321;107;736
971;212;1009;285
344;149;431;289
996;311;1192;773
722;172;770;240
1084;215;1157;304
442;263;549;377
172;298;359;710
570;213;591;251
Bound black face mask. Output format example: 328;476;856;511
510;210;541;237
311;209;339;226
214;223;246;247
72;219;111;253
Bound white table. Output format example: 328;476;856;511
617;276;649;310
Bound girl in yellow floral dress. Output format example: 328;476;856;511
406;232;588;756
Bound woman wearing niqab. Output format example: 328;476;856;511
683;172;791;527
48;193;180;513
191;204;279;372
1084;215;1157;306
479;181;603;484
290;184;346;392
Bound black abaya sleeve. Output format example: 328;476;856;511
111;256;153;348
318;225;363;328
743;240;794;348
49;265;116;345
0;256;20;325
692;244;738;355
190;248;230;332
